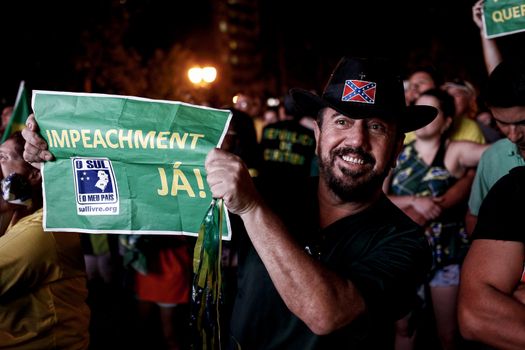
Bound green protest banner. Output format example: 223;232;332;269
484;0;525;38
32;91;233;239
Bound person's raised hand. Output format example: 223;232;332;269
472;0;484;32
21;114;54;169
205;148;261;215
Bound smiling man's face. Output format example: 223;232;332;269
314;107;401;201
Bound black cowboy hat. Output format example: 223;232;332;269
291;56;437;132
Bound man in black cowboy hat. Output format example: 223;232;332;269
23;56;437;349
204;56;436;349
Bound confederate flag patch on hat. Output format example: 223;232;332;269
341;80;376;104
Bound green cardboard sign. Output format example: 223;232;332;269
484;0;525;38
32;91;232;239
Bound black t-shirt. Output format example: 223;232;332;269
259;120;316;179
229;178;431;350
472;166;525;242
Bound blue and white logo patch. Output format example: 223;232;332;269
72;158;119;215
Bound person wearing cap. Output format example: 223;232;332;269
442;80;478;121
22;56;437;349
443;78;502;144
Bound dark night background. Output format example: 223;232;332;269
0;0;524;107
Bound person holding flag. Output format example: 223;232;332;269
23;56;438;349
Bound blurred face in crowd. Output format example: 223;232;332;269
476;111;493;127
314;107;402;201
406;72;435;104
263;109;279;125
490;105;525;157
234;94;251;112
445;85;475;118
0;139;31;184
0;138;39;215
415;95;452;140
234;93;261;117
1;107;13;128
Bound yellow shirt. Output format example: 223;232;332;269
405;116;486;144
0;209;90;349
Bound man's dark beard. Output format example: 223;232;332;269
318;146;387;202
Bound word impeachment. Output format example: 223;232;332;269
46;129;205;150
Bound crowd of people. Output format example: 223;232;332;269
1;0;524;349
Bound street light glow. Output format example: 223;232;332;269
188;67;203;84
188;66;217;85
202;67;217;83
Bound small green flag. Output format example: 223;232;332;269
483;0;525;39
2;81;31;142
191;198;224;350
